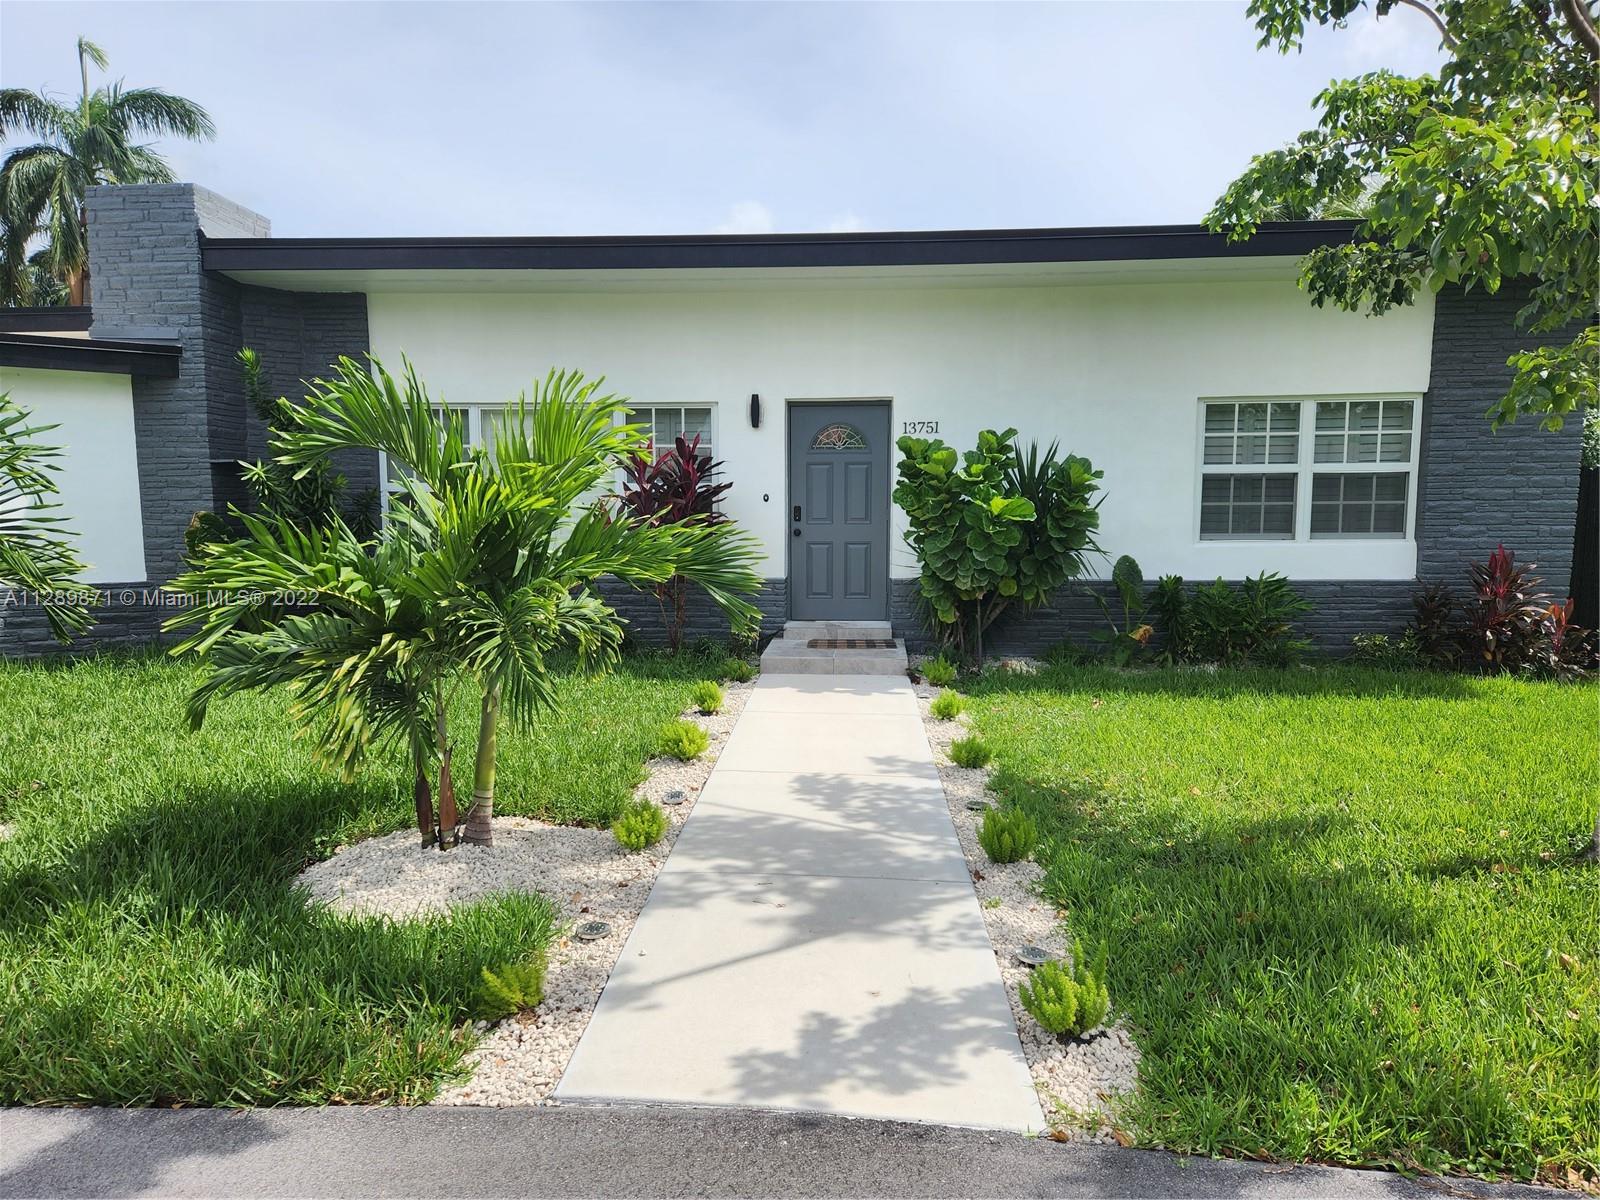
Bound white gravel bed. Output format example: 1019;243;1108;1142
292;677;755;1107
915;681;1140;1140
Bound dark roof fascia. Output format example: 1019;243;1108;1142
0;306;93;333
200;221;1359;274
0;333;181;377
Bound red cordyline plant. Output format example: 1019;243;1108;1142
618;434;733;651
1462;545;1552;673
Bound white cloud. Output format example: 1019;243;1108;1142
825;214;866;233
713;201;777;235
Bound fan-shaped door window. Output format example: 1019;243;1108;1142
811;423;867;451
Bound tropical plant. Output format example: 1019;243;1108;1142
1462;545;1551;673
187;348;378;559
929;688;965;720
688;680;723;714
1410;582;1462;668
656;718;709;761
1019;940;1111;1040
921;655;958;687
0;231;68;307
719;655;755;683
1534;598;1597;682
977;806;1037;863
1149;574;1192;666
0;393;90;642
1208;0;1597;434
1;37;215;305
472;951;548;1020
1091;554;1155;666
894;429;1101;664
164;359;763;847
616;434;733;653
1160;573;1313;666
611;798;669;852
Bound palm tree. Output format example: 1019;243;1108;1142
0;36;214;305
0;393;91;642
165;359;764;848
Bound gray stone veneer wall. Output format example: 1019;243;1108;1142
239;286;377;501
2;185;377;658
1415;283;1584;597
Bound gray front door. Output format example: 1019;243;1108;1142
787;402;890;621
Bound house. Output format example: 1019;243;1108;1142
0;182;1584;658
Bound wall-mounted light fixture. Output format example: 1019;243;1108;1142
749;392;761;429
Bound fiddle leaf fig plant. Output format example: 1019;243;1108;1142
894;428;1101;663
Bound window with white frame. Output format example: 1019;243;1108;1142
1198;396;1420;541
625;404;714;458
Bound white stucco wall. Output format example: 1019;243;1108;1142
366;272;1436;581
0;366;147;582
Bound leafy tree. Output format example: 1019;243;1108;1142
166;360;763;847
894;429;1101;664
0;393;90;642
1;36;214;305
1207;0;1598;430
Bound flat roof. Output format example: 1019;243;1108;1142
200;221;1357;274
0;333;181;377
0;306;93;334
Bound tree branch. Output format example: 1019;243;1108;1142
1392;0;1460;48
1558;0;1600;61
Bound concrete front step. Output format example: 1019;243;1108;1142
781;620;893;640
760;620;909;676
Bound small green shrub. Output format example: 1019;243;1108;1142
949;735;993;769
1151;572;1311;666
473;950;548;1020
1019;940;1110;1039
1349;630;1426;670
689;680;724;714
977;806;1037;863
922;655;959;687
1041;640;1091;667
719;656;755;683
612;799;669;851
929;689;966;720
656;719;710;761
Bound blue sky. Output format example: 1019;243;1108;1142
0;1;1445;237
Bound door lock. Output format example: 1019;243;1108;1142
792;505;802;522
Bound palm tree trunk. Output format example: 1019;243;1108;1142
433;691;456;849
69;204;90;306
463;685;501;846
412;762;435;847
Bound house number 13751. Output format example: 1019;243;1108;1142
901;420;939;434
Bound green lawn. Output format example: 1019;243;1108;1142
0;650;723;1106
970;665;1598;1185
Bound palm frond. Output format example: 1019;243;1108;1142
0;393;90;641
0;90;69;140
104;84;215;142
278;357;471;492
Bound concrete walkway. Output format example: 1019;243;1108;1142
556;674;1043;1132
0;1108;1562;1199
